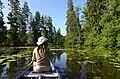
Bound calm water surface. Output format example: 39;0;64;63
0;48;120;79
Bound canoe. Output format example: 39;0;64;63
15;61;61;79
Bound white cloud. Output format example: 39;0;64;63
61;29;66;36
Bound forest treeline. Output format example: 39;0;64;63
66;0;120;78
65;0;120;56
0;0;64;47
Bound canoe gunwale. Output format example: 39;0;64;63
15;61;60;79
15;65;32;79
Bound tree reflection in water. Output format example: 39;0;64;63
80;61;87;79
1;49;120;79
0;56;31;79
52;51;68;79
1;64;9;79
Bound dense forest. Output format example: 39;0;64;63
65;0;120;74
0;0;64;47
65;0;120;55
1;0;120;56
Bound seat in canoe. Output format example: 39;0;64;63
15;61;61;79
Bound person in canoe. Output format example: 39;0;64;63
23;36;52;73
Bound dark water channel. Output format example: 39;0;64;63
0;48;120;79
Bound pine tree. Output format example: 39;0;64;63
84;0;108;49
55;28;64;47
0;0;6;45
75;6;83;46
100;0;120;50
18;1;30;45
22;1;30;25
65;0;79;49
66;0;77;34
33;11;41;44
27;14;35;45
45;16;54;43
7;0;21;46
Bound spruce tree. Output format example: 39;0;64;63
100;0;120;50
45;16;54;43
27;14;35;45
65;0;79;49
0;0;6;45
18;1;30;45
7;0;21;46
75;6;83;46
84;0;108;50
34;11;41;44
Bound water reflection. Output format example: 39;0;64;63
51;51;88;79
53;52;68;79
54;52;67;69
80;61;87;79
1;49;120;79
1;64;9;79
0;56;31;79
53;52;87;79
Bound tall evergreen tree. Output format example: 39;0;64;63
40;15;47;37
75;6;83;46
22;1;30;25
66;0;77;34
100;0;120;50
0;0;6;45
33;11;41;44
45;16;54;43
55;28;64;47
84;0;108;49
18;1;30;45
65;0;80;49
27;14;35;45
7;0;21;46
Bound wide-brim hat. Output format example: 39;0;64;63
37;36;48;45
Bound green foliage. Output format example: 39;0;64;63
100;0;120;50
33;11;41;44
54;28;65;48
0;0;64;47
66;1;120;72
65;0;82;49
0;0;6;45
45;16;54;43
84;0;108;48
18;1;30;45
7;0;21;46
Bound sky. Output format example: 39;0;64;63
2;0;86;36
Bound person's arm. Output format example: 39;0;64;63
26;59;34;67
32;49;36;61
28;48;36;66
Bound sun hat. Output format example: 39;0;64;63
37;36;48;45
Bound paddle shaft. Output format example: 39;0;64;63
23;60;34;69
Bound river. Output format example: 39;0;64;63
0;48;120;79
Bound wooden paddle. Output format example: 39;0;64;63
22;60;34;69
